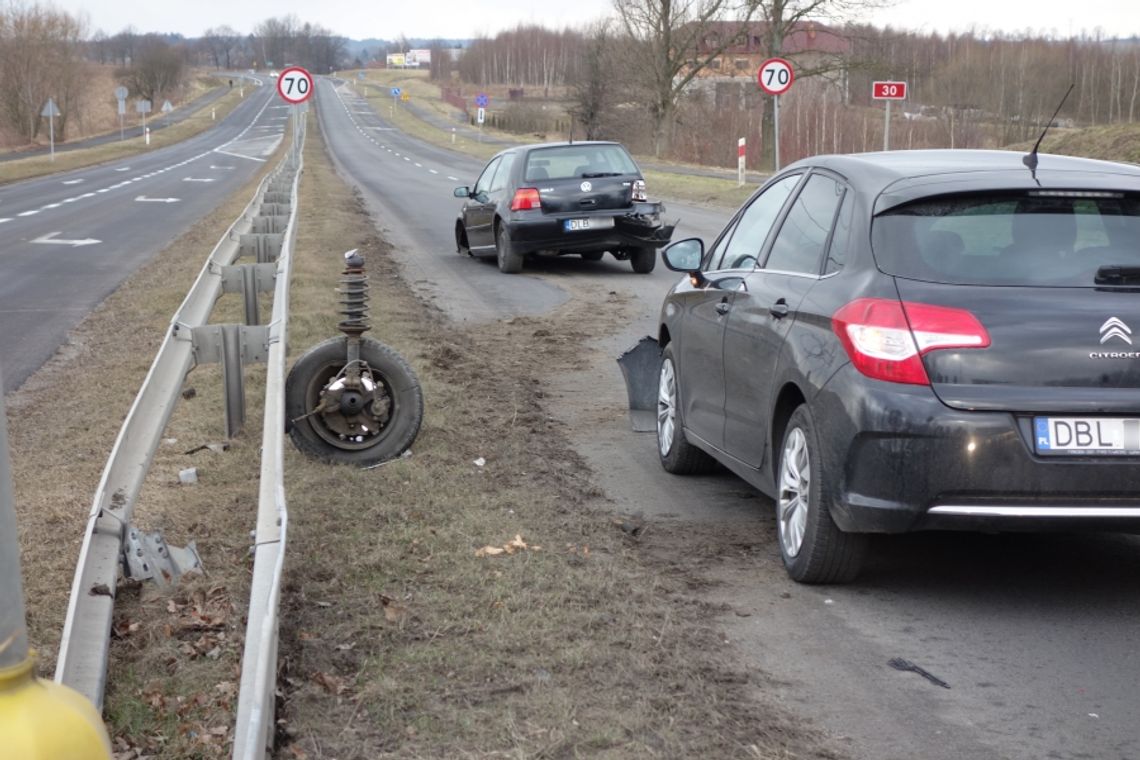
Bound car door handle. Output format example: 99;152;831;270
715;301;731;316
770;300;789;319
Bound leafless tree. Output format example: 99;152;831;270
122;35;185;103
0;2;87;141
202;25;242;69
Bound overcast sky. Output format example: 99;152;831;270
56;0;1140;41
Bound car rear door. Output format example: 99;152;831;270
722;172;848;468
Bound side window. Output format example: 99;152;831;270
824;189;854;275
765;174;844;275
711;173;801;270
705;218;740;271
489;153;515;193
473;157;502;196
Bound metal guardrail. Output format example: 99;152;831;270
54;107;306;759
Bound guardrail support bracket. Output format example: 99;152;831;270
191;324;271;437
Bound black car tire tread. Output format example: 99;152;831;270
778;405;868;584
659;345;717;475
631;246;656;274
496;225;523;273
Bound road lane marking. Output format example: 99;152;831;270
135;196;180;203
61;179;84;185
17;210;39;217
32;231;101;247
183;177;216;182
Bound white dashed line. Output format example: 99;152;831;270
17;210;39;217
0;218;11;224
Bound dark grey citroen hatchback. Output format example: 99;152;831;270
655;149;1140;583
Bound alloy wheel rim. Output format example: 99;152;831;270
657;359;677;457
778;427;810;557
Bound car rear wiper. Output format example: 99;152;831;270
581;172;623;178
1094;265;1140;286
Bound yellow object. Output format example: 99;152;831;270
0;653;112;760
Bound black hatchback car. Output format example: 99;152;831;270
654;149;1140;583
453;141;671;273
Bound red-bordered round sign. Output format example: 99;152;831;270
276;66;313;104
757;58;794;96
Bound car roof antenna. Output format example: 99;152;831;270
1023;83;1074;180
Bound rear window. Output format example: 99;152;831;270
872;192;1140;286
524;144;639;182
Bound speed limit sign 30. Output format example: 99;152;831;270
757;57;794;96
277;66;313;104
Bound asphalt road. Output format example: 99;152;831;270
0;77;286;392
314;77;1140;760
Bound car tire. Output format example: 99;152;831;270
657;344;717;474
631;246;656;274
285;337;423;466
496;225;523;273
776;405;868;584
580;251;604;261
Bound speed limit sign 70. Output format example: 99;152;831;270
758;58;794;96
277;66;313;104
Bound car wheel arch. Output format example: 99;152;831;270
770;383;808;481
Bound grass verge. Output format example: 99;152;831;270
8;107;838;758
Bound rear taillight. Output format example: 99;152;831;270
832;298;990;386
510;188;541;211
632;179;647;202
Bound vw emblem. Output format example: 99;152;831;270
580;181;592;192
1100;317;1133;345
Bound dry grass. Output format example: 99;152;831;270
7;107;839;759
0;79;246;184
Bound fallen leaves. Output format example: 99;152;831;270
475;534;542;558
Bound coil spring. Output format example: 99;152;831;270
337;249;370;337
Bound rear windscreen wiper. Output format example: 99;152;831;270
582;172;623;178
1095;265;1140;286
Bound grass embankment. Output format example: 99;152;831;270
0;78;248;184
346;68;757;208
1007;122;1140;164
8;107;835;757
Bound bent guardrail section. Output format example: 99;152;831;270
54;112;305;757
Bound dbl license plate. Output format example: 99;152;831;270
1034;417;1140;455
564;217;615;232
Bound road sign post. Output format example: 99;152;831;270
114;86;127;141
41;99;59;161
390;87;401;117
758;58;794;171
475;93;489;143
136;99;151;145
872;81;908;151
276;66;313;163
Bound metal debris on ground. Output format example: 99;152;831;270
888;657;951;689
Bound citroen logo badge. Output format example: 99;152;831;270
1100;317;1133;345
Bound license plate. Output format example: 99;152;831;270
564;217;614;232
1034;417;1140;455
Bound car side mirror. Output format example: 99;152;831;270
453;186;470;198
663;238;704;272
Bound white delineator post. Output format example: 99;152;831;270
737;137;746;187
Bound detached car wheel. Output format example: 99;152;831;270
285;337;423;466
496;225;523;273
657;344;716;474
776;405;867;584
631;246;656;274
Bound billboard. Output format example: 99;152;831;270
406;49;432;66
386;53;406;68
